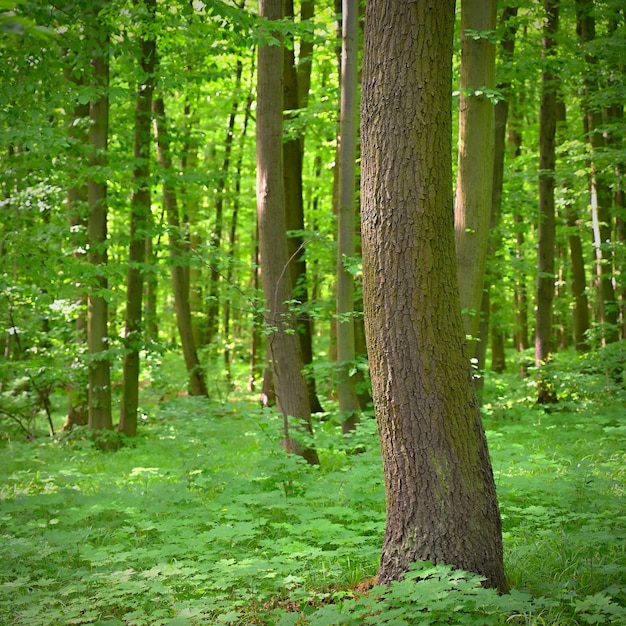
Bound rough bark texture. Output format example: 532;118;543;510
120;0;156;437
257;0;318;465
153;96;209;398
336;0;360;434
454;0;497;345
360;0;506;591
87;14;112;431
536;0;559;404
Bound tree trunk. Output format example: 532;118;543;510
489;5;519;376
283;0;324;414
225;60;254;375
120;0;156;437
361;0;506;592
336;0;360;434
477;4;519;385
257;0;318;465
143;233;159;342
153;96;209;398
576;0;619;345
508;119;530;354
556;99;591;352
535;0;559;404
454;0;497;346
63;63;89;430
87;10;112;431
206;64;242;347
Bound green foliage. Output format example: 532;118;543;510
1;352;625;625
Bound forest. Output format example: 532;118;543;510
1;0;625;624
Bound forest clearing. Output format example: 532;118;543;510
1;0;626;623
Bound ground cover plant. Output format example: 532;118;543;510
1;347;625;625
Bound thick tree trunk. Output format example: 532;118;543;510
454;0;497;346
536;0;559;404
257;0;318;465
361;0;506;591
336;0;360;434
87;14;112;431
153;96;209;398
120;0;156;437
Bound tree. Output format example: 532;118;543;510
62;56;90;430
454;0;497;346
282;0;324;414
336;0;360;434
153;95;209;398
86;3;112;431
360;0;506;590
257;0;318;465
119;0;157;437
535;0;559;404
576;0;619;345
485;4;519;377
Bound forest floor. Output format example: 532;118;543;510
0;346;625;625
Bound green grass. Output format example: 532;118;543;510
0;348;625;625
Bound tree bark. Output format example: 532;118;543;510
87;8;112;431
361;0;506;591
120;0;156;437
153;96;209;398
283;0;324;414
556;99;590;352
535;0;559;404
454;0;497;346
206;63;242;347
257;0;318;465
576;0;619;345
63;60;89;430
336;0;360;434
477;4;519;385
225;60;254;375
508;119;530;354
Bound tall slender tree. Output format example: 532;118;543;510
576;0;619;345
336;0;360;434
361;0;506;590
153;95;209;398
119;0;157;437
257;0;318;465
536;0;559;404
63;57;89;430
454;0;497;346
283;0;324;413
87;3;112;430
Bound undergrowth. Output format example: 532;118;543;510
0;346;625;625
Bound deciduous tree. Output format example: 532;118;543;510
257;0;318;465
360;0;506;590
87;3;112;431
